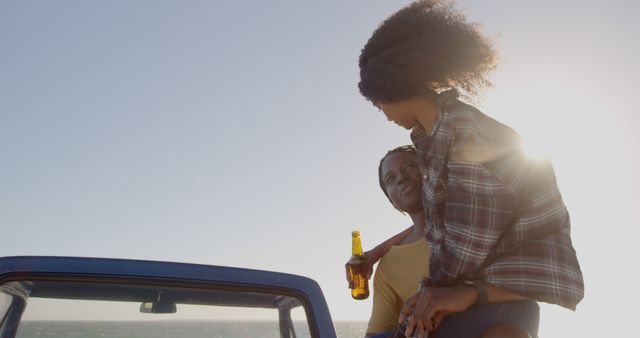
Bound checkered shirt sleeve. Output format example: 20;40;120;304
412;92;584;310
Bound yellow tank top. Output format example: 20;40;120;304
366;238;430;335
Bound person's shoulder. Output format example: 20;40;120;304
382;238;430;262
445;105;523;164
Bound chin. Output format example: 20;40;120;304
403;122;418;130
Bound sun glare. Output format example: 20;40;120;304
488;72;618;337
520;129;554;161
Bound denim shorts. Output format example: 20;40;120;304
370;299;539;338
432;299;540;338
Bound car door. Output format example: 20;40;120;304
0;256;337;338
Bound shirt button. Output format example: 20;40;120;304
423;175;427;179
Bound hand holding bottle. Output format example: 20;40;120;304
344;251;374;288
345;226;414;289
346;230;370;300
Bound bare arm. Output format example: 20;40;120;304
345;226;413;287
365;226;413;267
399;283;527;337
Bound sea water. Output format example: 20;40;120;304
16;320;368;338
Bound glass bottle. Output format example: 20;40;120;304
348;230;369;300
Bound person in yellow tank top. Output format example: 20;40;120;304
346;145;431;337
368;237;430;336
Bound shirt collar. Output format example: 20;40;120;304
410;89;459;143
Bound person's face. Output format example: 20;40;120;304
376;96;428;130
381;152;423;213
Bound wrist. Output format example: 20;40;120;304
363;250;376;262
463;280;489;306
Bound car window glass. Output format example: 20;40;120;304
5;280;311;338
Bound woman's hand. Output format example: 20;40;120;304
345;226;413;288
344;251;376;288
398;286;477;337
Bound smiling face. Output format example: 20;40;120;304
381;151;423;213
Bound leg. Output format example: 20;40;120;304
481;324;531;338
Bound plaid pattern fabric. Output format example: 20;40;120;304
410;90;584;310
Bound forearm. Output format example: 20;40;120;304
399;283;530;334
456;281;527;306
459;282;527;306
365;226;413;262
485;285;527;303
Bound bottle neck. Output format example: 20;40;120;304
352;235;364;257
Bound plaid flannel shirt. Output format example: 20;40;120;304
411;90;584;310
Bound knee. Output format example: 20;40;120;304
480;324;531;338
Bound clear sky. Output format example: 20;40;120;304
1;1;639;337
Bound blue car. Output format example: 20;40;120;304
0;256;338;338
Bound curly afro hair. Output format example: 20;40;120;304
359;0;497;103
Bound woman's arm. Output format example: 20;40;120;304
345;226;413;287
365;226;413;268
398;283;527;336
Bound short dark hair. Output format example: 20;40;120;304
378;145;417;207
359;0;497;103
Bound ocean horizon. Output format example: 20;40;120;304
16;320;369;338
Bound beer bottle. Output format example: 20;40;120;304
348;230;369;300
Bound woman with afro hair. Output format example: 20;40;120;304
358;1;584;337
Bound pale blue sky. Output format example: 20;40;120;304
1;1;639;337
